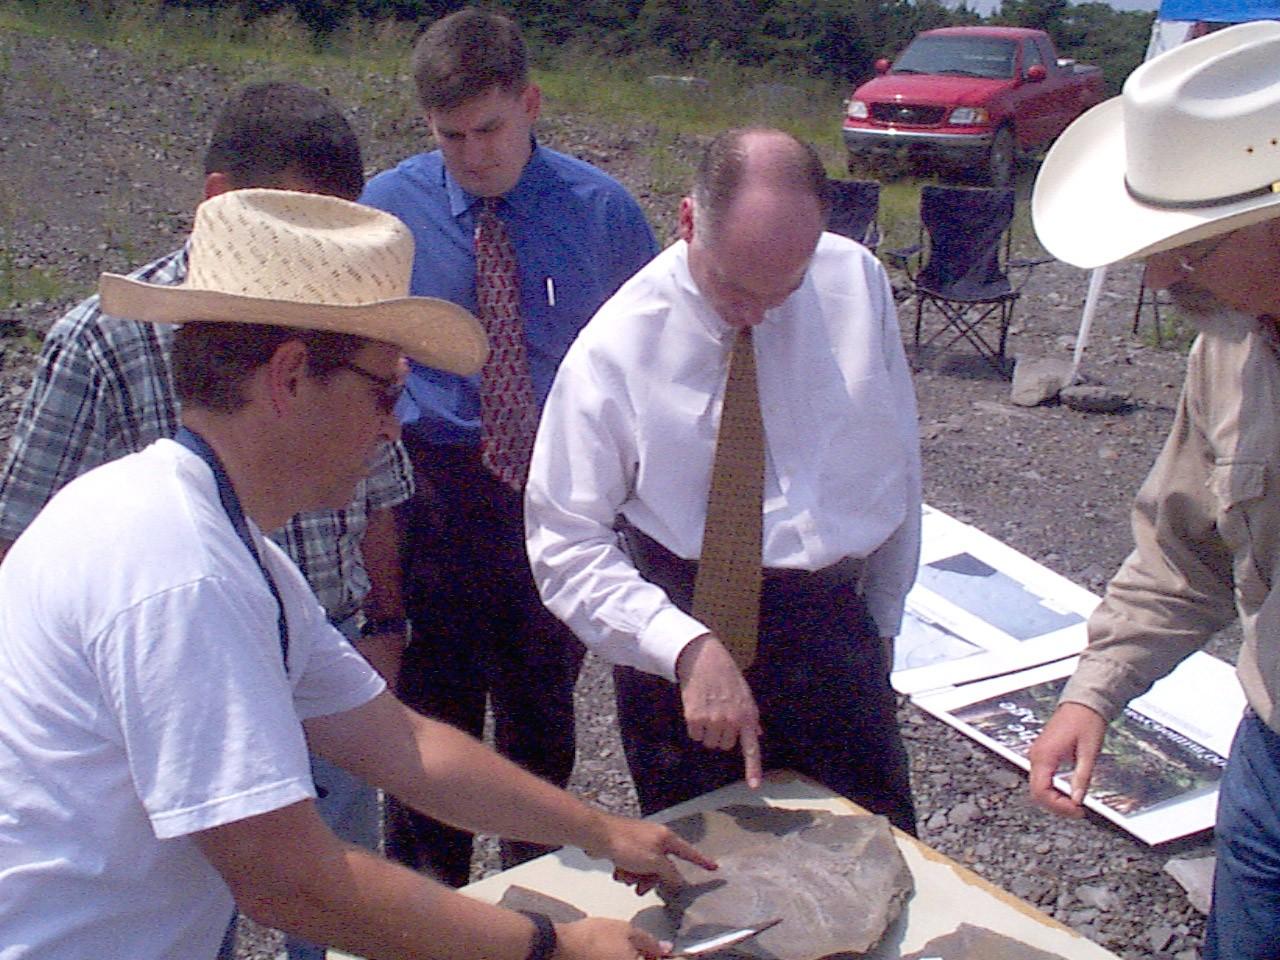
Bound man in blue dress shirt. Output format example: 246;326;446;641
361;6;658;886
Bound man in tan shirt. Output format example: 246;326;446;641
1025;22;1280;960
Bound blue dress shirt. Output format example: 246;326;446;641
361;143;658;446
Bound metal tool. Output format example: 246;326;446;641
674;917;783;957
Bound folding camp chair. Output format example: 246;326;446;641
886;185;1046;378
826;178;881;253
1131;260;1167;346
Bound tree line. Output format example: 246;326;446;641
164;0;1156;96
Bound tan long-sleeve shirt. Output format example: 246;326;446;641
1064;314;1280;734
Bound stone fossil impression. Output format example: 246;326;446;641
657;804;914;959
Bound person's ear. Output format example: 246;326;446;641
678;197;697;244
204;171;235;200
264;340;309;417
522;83;542;122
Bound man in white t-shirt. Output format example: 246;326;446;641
0;188;712;960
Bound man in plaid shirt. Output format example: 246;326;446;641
0;82;412;960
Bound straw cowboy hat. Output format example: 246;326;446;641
1033;20;1280;270
100;188;487;376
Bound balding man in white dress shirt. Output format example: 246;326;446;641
526;128;921;832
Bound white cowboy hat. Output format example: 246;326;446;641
1033;20;1280;270
100;188;487;376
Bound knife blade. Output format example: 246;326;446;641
673;917;783;957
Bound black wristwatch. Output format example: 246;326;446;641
359;616;407;639
518;910;558;960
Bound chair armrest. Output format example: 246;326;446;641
881;243;923;276
863;221;882;255
1008;256;1053;292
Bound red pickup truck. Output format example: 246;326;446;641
841;26;1104;187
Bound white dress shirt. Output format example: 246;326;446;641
525;234;922;681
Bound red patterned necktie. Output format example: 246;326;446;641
691;327;765;670
474;198;538;490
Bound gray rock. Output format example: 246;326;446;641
973;399;1040;420
949;800;980;826
900;922;1069;958
645;74;710;91
1149;925;1176;951
497;885;588;923
987;768;1023;790
1074;884;1118;911
660;807;913;959
1060;383;1133;413
1164;855;1216;915
1010;356;1075;406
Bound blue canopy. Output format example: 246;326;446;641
1159;0;1280;21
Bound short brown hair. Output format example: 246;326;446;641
692;128;830;240
173;322;367;413
411;7;528;114
203;82;364;201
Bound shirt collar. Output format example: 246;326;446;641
443;137;547;220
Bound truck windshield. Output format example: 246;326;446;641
891;36;1016;80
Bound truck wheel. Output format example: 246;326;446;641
985;127;1015;189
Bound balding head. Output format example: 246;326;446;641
680;129;828;329
690;128;830;242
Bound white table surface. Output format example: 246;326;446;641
332;771;1120;959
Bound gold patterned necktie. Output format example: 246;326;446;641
474;197;538;490
691;327;765;670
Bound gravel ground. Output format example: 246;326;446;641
0;28;1229;960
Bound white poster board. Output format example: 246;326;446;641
899;505;1243;844
894;506;1098;695
913;652;1244;845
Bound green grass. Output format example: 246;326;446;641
0;254;66;311
1135;303;1198;353
538;44;844;146
1;0;352;72
0;0;852;167
0;167;67;309
0;0;1052;299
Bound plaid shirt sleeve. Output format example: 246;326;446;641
0;251;185;545
266;438;413;620
362;439;413;512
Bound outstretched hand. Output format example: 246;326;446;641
676;634;763;789
595;815;718;894
556;917;669;960
1027;701;1108;818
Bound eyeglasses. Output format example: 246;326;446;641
337;361;404;415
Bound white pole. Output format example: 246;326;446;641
1067;14;1193;381
1072;265;1108;379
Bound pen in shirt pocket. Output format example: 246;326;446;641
545;276;556;307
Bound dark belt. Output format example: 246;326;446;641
619;521;865;594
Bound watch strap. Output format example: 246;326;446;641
359;616;407;639
517;910;557;960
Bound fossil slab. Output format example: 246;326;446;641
658;804;914;959
899;922;1068;959
497;885;587;923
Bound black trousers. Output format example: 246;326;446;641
387;440;584;886
614;526;917;836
